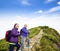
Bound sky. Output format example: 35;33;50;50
0;0;60;39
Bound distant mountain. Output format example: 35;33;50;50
0;26;60;51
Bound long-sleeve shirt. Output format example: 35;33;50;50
21;27;29;37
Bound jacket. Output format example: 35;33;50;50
10;28;20;43
21;27;29;37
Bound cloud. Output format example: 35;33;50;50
47;6;60;13
0;16;29;39
34;10;43;14
45;0;55;4
21;0;31;6
57;1;60;5
35;6;60;14
0;14;60;39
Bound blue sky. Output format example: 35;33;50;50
0;0;60;39
0;0;60;17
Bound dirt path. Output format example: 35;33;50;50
19;29;44;51
24;29;44;51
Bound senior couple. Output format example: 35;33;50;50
9;23;30;51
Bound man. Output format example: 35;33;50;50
20;24;30;51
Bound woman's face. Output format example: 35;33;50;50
15;24;19;29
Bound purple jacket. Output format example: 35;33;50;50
10;28;20;43
21;27;29;37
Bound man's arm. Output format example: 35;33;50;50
22;28;28;34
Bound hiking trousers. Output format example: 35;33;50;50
21;36;30;51
9;43;20;51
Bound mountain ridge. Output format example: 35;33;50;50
0;26;60;51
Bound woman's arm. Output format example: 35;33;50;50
11;29;20;37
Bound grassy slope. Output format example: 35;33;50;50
0;26;60;51
0;39;9;51
0;27;40;51
29;27;40;38
40;26;60;51
30;26;60;51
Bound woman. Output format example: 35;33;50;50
9;23;20;51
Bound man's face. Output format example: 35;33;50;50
24;24;27;28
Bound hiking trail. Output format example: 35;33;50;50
19;29;44;51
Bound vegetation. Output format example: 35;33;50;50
31;26;60;51
29;27;40;38
0;26;60;51
0;26;40;51
0;39;9;51
40;26;60;51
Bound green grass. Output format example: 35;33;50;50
31;26;60;51
29;27;40;38
0;26;40;51
40;27;60;51
0;39;9;51
0;26;60;51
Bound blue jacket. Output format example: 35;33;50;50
10;28;20;43
21;27;29;37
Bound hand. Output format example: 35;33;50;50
18;31;19;33
28;31;30;34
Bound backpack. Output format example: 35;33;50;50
20;29;22;35
5;30;11;42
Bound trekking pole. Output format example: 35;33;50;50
28;31;30;51
28;37;30;51
28;46;29;51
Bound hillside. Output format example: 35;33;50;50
0;26;60;51
31;26;60;51
0;26;40;51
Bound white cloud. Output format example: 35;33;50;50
45;0;55;4
36;6;60;14
0;16;31;39
47;6;60;13
21;0;31;6
0;14;60;39
34;10;43;14
57;1;60;5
